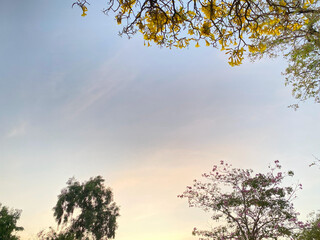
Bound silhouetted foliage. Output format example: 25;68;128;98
38;227;75;240
47;176;119;240
0;203;23;240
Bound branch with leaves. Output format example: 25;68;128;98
73;0;320;106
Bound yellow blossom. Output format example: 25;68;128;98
81;5;88;17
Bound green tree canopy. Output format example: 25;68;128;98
49;176;119;240
297;212;320;240
178;160;306;239
73;0;320;106
0;203;23;240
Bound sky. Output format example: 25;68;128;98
1;0;320;239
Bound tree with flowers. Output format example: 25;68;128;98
178;160;306;239
72;0;320;106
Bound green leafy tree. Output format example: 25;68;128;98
297;212;320;240
0;204;23;240
178;160;306;239
73;0;320;106
40;176;120;240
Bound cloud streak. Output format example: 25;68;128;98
62;54;137;120
6;122;27;138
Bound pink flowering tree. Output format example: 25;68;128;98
178;160;306;240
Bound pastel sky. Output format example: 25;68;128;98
1;1;320;240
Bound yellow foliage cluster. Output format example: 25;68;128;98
248;43;267;53
226;47;245;66
120;0;136;12
76;0;317;67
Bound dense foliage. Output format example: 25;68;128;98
0;204;23;240
49;176;119;240
297;212;320;240
178;160;306;239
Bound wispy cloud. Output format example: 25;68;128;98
6;122;27;138
62;53;137;119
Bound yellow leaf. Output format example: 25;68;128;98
81;5;88;16
248;45;256;53
188;29;194;35
259;43;267;52
116;16;122;24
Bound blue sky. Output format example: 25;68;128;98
1;1;320;239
